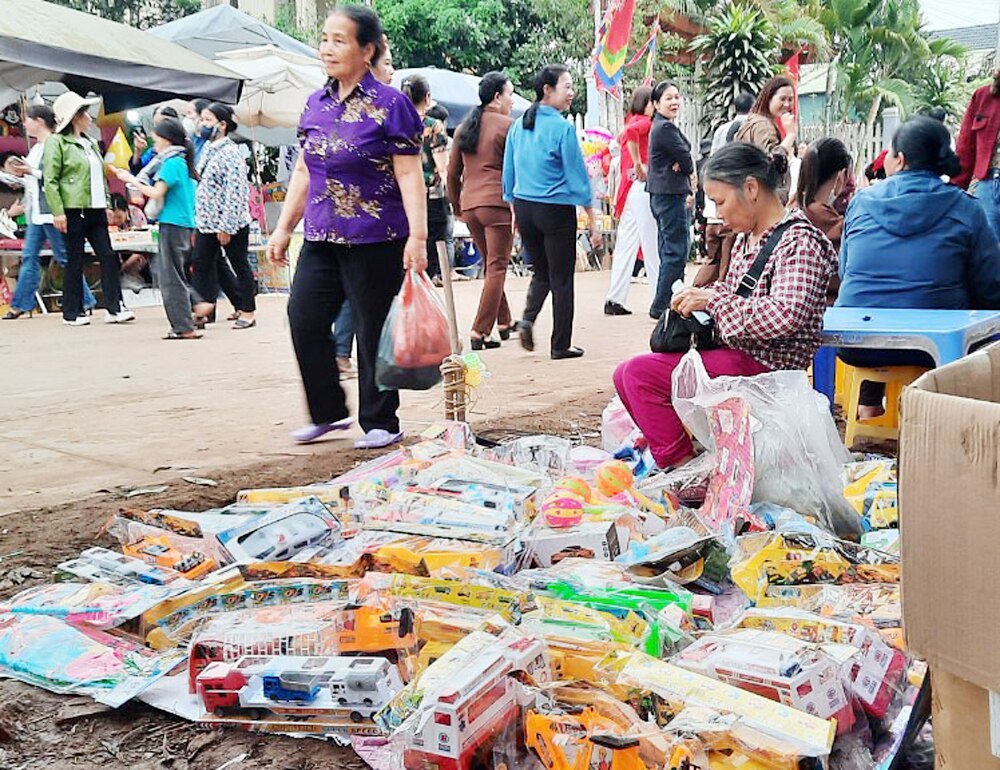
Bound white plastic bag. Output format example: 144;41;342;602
601;395;640;453
672;350;861;538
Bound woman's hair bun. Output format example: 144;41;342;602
769;152;789;176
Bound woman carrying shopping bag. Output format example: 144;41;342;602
268;6;426;449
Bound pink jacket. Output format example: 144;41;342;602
954;83;1000;190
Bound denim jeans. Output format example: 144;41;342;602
10;222;95;313
649;192;691;317
973;173;1000;243
333;300;354;358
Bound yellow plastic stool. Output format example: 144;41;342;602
834;358;848;406
843;365;930;448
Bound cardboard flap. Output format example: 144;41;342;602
900;343;1000;692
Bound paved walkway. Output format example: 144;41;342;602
0;270;667;515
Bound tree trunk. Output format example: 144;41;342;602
823;51;840;132
865;93;883;139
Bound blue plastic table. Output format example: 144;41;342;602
814;308;1000;403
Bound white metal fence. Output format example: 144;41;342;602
799;121;884;170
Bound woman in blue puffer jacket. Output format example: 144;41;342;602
837;116;1000;416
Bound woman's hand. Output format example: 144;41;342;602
634;162;647;181
403;235;428;272
218;231;232;246
780;112;797;139
112;167;134;184
671;287;715;317
589;227;603;251
53;214;67;234
266;227;291;266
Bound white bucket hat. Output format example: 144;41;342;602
53;92;101;134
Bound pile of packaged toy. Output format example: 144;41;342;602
0;418;916;769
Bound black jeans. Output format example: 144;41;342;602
62;208;123;320
287;239;405;433
514;199;577;352
191;226;255;312
837;348;936;407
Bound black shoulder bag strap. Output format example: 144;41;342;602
734;219;795;298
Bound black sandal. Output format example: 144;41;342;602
471;335;501;351
2;309;32;320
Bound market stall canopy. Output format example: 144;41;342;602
150;4;316;59
0;0;243;111
214;45;323;146
392;67;532;129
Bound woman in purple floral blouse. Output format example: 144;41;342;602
268;5;427;450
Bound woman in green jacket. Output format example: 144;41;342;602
44;92;132;326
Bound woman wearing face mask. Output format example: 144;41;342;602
4;104;96;319
448;71;516;350
837;116;1000;418
796;138;852;252
503;64;600;360
44;92;132;326
735;76;798;202
646;80;694;319
614;142;836;470
114;118;199;339
191;102;256;329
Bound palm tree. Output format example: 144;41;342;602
691;2;781;125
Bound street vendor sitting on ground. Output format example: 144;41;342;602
614;142;837;471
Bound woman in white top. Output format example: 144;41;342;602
4;104;96;319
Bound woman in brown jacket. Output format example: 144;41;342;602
448;72;516;350
736;76;798;201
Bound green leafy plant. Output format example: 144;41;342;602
691;2;781;125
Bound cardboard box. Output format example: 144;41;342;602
932;669;1000;769
900;343;1000;767
900;346;1000;686
528;521;623;568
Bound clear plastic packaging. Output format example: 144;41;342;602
672;350;861;538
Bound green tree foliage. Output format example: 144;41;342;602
372;0;593;94
691;3;780;125
49;0;200;29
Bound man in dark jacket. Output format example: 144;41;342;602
954;68;1000;240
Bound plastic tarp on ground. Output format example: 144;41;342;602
150;4;316;60
0;0;243;111
392;67;532;129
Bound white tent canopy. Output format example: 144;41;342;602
215;45;324;146
0;0;243;110
150;5;316;60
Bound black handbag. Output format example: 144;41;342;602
650;220;794;353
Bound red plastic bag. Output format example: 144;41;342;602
393;269;451;367
376;270;451;391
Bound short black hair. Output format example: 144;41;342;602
734;92;754;114
892;115;961;177
427;103;449;123
26;104;56;130
109;192;128;211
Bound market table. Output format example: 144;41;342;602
813;307;1000;403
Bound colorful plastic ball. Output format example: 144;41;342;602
555;476;593;502
542;494;584;529
593;460;635;497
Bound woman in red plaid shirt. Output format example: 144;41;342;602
615;143;837;470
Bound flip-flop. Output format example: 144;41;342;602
163;331;203;340
354;429;404;450
291;417;354;443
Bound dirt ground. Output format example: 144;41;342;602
0;269;902;769
0;376;613;769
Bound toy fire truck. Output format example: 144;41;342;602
197;654;402;723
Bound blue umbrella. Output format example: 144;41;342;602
392;67;532;129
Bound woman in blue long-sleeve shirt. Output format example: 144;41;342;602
503;64;601;359
837;116;1000;416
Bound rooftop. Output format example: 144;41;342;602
929;23;997;51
